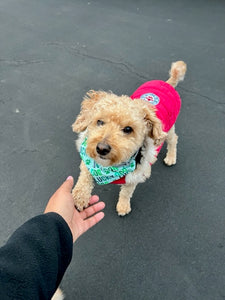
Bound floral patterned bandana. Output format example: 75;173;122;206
80;138;137;185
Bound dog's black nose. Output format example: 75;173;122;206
96;143;111;156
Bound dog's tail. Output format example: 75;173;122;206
166;61;187;88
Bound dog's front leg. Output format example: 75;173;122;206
116;183;137;216
72;161;94;211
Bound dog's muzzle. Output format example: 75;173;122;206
96;142;111;156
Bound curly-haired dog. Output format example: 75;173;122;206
72;61;187;216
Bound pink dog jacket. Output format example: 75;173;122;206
111;80;181;184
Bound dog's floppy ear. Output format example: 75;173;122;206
143;106;167;146
72;90;107;133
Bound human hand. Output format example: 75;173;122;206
44;176;105;242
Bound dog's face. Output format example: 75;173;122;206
72;91;166;166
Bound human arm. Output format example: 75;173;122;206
0;176;105;300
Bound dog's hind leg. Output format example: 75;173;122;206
116;183;137;216
164;61;186;166
164;125;178;166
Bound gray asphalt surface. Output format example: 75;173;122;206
0;0;225;299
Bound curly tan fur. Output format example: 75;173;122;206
51;288;64;300
72;61;186;216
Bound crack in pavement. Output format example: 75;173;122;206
45;41;149;81
46;42;224;106
179;86;225;105
70;49;149;81
0;58;48;66
2;43;223;107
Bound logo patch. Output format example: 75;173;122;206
140;93;160;105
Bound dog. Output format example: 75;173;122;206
71;61;187;216
52;288;64;300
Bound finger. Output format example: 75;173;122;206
83;211;105;232
59;176;74;193
80;201;105;220
88;195;100;205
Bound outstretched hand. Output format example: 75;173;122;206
44;176;105;242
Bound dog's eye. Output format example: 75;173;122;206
97;120;104;126
123;126;133;134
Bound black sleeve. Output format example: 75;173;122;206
0;213;73;300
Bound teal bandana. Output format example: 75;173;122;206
80;138;137;185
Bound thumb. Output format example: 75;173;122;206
60;176;74;193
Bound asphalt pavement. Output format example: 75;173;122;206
0;0;225;299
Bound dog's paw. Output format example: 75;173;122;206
116;200;131;216
164;154;176;166
72;187;90;211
